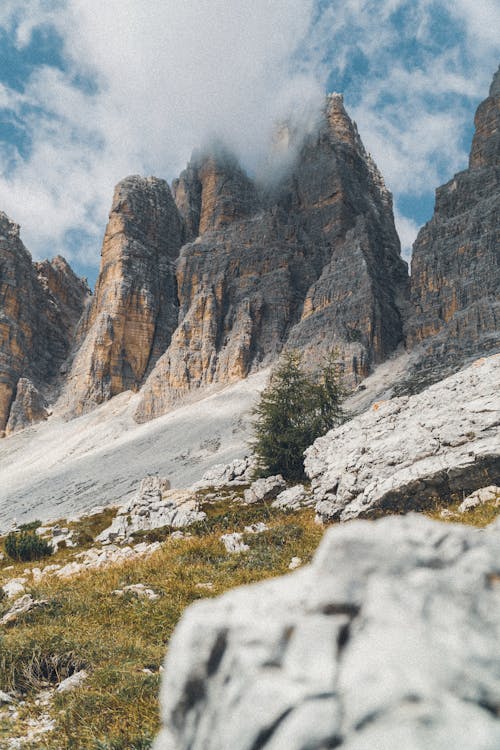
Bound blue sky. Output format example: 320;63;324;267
0;1;498;287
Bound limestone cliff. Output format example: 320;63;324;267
135;95;408;421
406;66;500;381
172;145;260;241
0;213;88;435
61;176;183;415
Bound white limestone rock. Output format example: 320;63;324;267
56;670;88;693
272;484;313;510
96;476;206;543
112;583;160;600
1;595;48;626
458;486;500;513
2;578;27;599
194;456;256;489
305;355;500;522
243;475;286;504
154;514;500;750
220;533;249;553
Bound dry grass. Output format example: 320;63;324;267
0;499;324;749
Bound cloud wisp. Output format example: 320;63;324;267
0;0;498;270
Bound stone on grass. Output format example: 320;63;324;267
243;475;286;504
154;514;500;750
305;355;500;522
1;595;48;626
56;670;88;693
96;476;205;543
272;484;312;510
220;533;249;553
458;486;500;513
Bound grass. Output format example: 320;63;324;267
1;484;497;748
425;491;500;528
0;499;324;749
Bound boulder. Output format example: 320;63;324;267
154;514;500;750
458;485;500;513
96;477;205;543
194;456;256;489
220;533;249;554
243;475;286;504
1;595;48;626
305;355;500;522
272;484;312;510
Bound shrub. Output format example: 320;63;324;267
251;349;347;480
4;530;53;562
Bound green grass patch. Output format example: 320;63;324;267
0;499;324;749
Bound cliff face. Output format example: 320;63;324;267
407;66;500;375
135;95;408;421
0;213;88;435
61;176;183;415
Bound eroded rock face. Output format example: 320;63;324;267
0;213;88;435
136;95;408;421
5;378;50;435
406;66;500;383
305;355;500;522
62;176;183;415
155;514;500;750
173;145;259;240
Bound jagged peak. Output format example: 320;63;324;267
489;64;500;98
0;211;20;239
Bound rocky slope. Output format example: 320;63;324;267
305;354;500;522
0;214;88;435
406;65;500;386
61;176;183;416
135;94;408;420
154;513;500;750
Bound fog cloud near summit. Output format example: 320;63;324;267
0;0;498;271
0;0;326;270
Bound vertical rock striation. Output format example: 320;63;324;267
407;66;500;377
61;176;183;415
0;213;88;435
135;95;408;422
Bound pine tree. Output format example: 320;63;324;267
251;350;347;480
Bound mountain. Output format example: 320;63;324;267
0;214;89;436
405;65;500;387
0;70;499;440
135;93;408;421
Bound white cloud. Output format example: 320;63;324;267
394;209;420;263
0;0;497;274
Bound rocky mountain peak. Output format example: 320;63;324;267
173;144;259;241
406;65;500;386
469;65;500;169
60;174;183;416
0;211;20;240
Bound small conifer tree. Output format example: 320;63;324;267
251;349;347;480
4;530;52;562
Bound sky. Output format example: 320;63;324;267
0;1;498;287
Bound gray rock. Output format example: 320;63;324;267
458;485;500;513
305;355;500;522
5;378;50;435
154;515;500;750
403;66;500;392
96;476;205;543
194;456;256;489
272;484;312;510
1;595;48;626
111;584;159;601
243;475;286;504
220;533;249;553
56;670;88;693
